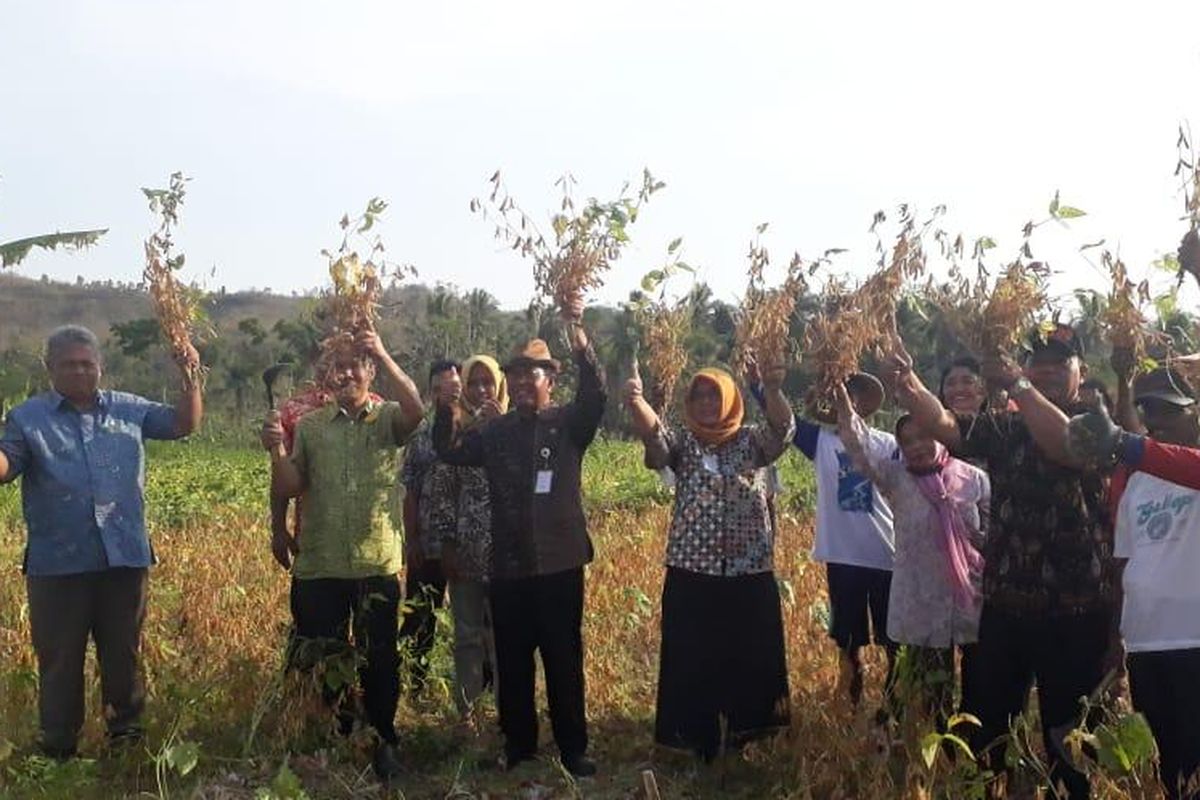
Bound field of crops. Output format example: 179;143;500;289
0;437;1162;799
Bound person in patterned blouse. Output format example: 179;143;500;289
626;355;794;762
398;360;461;696
439;354;506;720
885;323;1113;800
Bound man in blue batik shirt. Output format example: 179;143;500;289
0;325;202;758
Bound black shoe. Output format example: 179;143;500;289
561;753;597;778
372;742;403;782
39;743;77;761
500;750;536;772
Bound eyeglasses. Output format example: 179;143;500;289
506;366;548;382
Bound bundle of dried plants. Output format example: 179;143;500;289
471;169;664;310
732;224;807;377
141;171;207;386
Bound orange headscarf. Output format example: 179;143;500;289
683;368;744;447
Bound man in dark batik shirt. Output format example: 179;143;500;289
434;290;605;778
887;323;1113;800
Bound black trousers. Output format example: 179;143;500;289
289;575;402;744
970;604;1109;800
655;568;790;760
1128;648;1200;800
490;567;587;761
26;567;149;753
398;558;447;692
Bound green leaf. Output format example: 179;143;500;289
756;222;770;235
0;229;108;269
1056;206;1087;219
920;732;942;770
667;237;683;254
165;741;199;776
1049;190;1061;216
941;734;976;762
1080;239;1106;251
976;237;997;251
641;270;665;292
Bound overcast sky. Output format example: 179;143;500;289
3;0;1200;312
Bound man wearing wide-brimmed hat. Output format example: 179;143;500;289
433;291;605;778
886;321;1114;800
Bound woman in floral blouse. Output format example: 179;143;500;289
625;358;794;762
833;383;990;720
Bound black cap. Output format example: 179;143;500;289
1134;368;1196;407
1024;323;1084;362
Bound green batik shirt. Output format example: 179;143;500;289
291;400;416;579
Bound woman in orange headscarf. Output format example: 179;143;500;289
625;359;795;762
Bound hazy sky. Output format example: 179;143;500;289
3;0;1200;312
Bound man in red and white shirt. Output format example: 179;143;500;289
1070;367;1200;800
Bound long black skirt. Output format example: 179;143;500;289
654;567;791;759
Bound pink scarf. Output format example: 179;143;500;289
910;445;984;611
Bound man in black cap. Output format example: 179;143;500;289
432;291;604;778
884;322;1113;800
1068;368;1200;799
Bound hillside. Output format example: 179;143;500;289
0;274;310;350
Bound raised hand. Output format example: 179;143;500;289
355;329;388;361
559;289;585;324
981;354;1023;392
832;382;855;421
173;340;201;376
743;350;762;387
1110;345;1138;383
761;363;787;391
1066;407;1125;468
478;398;505;420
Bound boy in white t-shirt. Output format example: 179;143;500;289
753;370;898;707
1071;367;1200;800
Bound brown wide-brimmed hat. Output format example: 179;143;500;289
502;338;561;374
805;372;886;423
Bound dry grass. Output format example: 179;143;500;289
0;441;1164;799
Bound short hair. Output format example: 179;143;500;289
428;359;460;385
45;325;102;366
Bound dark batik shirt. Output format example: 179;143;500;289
954;409;1113;616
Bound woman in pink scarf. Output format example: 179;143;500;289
833;384;990;720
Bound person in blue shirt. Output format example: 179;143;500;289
0;325;202;758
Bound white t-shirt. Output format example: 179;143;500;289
807;423;897;571
1114;471;1200;653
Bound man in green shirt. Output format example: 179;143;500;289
261;330;423;781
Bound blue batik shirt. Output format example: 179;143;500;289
0;390;181;576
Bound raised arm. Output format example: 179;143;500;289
833;383;890;489
624;360;660;440
884;334;962;450
562;294;607;448
171;342;204;437
1110;346;1145;435
983;355;1076;466
357;330;424;438
433;400;486;467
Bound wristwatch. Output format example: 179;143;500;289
1009;376;1034;397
